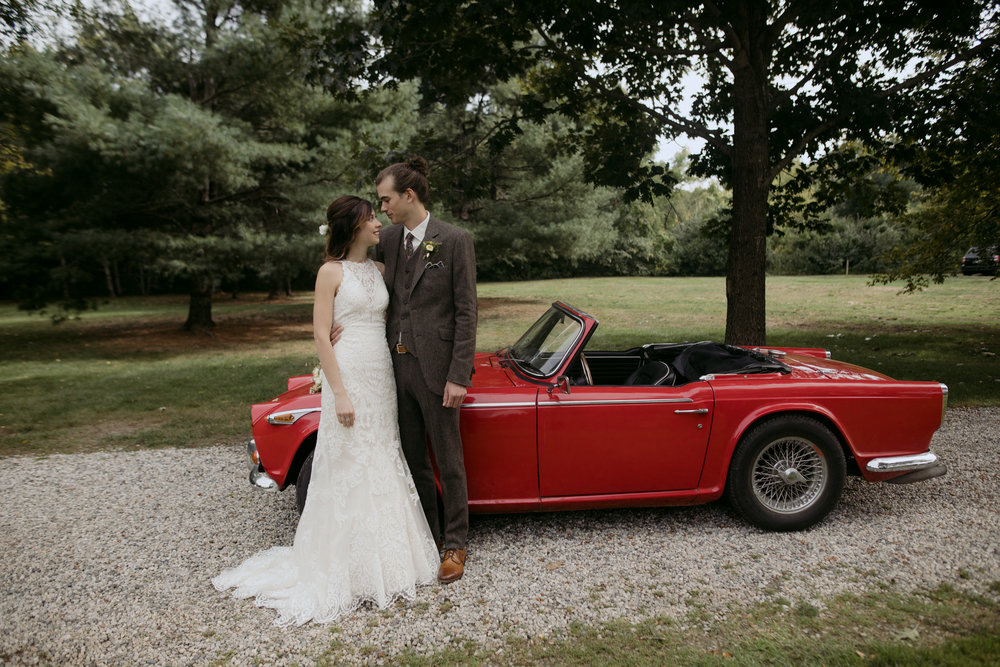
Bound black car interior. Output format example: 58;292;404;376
564;342;791;387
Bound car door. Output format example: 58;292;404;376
460;387;540;510
537;382;714;497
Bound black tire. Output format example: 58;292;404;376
725;415;845;531
295;450;314;514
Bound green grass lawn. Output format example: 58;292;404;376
478;275;1000;407
366;584;1000;666
1;275;997;457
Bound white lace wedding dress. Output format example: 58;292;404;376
213;259;440;626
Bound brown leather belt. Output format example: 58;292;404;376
395;344;409;354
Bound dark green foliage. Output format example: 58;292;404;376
372;0;998;344
872;30;1000;289
3;1;997;321
655;171;731;277
0;0;37;42
394;92;667;281
670;217;729;277
0;1;384;325
769;216;910;276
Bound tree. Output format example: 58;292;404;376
1;0;44;187
0;0;381;327
372;0;997;344
871;31;1000;289
657;170;731;277
395;85;664;280
1;0;37;43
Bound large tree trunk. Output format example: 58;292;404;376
139;264;150;296
184;278;215;331
725;6;770;346
112;259;122;296
102;258;116;298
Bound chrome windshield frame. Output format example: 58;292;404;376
507;305;587;380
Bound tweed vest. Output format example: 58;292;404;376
390;235;421;356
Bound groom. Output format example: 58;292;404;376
374;157;477;583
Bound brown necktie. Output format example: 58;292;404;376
404;232;415;258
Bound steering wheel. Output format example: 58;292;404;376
579;352;593;386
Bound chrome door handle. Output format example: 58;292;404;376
674;408;709;414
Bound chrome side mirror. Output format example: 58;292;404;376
547;375;571;395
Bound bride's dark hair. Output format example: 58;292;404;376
324;196;374;261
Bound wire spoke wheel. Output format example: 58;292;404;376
726;416;845;531
750;436;828;514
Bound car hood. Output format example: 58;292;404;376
251;380;315;424
471;353;518;387
782;354;893;381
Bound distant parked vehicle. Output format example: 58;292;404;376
961;247;999;275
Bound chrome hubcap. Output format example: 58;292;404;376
780;467;806;484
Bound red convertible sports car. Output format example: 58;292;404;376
246;302;947;531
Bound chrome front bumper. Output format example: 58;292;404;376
247;439;278;490
866;451;947;484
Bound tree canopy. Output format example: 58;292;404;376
0;0;387;326
373;0;998;343
2;1;997;334
871;33;1000;289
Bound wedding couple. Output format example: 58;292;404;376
213;157;477;626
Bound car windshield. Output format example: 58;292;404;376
507;306;583;377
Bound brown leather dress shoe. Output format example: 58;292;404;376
438;548;466;583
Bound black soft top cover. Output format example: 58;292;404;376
663;342;790;382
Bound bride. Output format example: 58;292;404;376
213;195;440;626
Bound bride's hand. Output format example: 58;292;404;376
335;392;355;428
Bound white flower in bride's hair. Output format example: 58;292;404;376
318;224;329;236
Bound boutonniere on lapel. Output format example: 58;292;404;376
423;240;444;269
422;240;442;259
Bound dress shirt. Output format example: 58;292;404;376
405;213;431;247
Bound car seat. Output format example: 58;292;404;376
624;359;676;386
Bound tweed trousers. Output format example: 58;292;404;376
392;350;469;549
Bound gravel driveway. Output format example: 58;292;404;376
2;408;998;665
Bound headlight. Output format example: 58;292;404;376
266;408;320;425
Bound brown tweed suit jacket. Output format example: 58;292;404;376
376;215;477;393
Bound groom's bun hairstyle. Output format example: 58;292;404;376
376;156;430;204
324;195;374;262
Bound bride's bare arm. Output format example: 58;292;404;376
313;262;355;427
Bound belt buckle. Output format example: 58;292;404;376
395;344;408;354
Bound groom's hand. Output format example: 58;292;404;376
442;381;467;409
329;323;344;346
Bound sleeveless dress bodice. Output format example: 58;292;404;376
334;259;388;327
